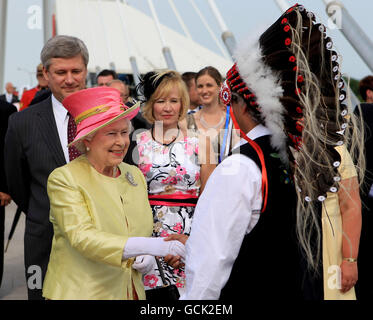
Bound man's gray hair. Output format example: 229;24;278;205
41;35;89;70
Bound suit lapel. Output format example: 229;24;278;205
36;97;66;167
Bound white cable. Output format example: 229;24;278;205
147;0;167;47
206;0;228;32
168;0;192;40
116;0;134;57
97;0;114;67
188;0;230;59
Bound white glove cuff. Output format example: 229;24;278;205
123;237;185;260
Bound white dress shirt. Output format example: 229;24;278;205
5;92;13;103
51;94;70;163
180;124;271;300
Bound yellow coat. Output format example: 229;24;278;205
42;155;153;300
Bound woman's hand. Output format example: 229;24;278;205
132;255;154;274
164;233;189;245
337;176;361;294
340;260;358;293
122;237;186;260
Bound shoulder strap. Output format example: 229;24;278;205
154;257;168;287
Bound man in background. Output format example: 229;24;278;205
19;63;49;111
96;69;117;86
0;82;19;104
107;79;130;104
182;72;202;114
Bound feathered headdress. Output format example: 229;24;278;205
220;3;364;270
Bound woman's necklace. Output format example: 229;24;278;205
151;124;180;146
200;111;225;129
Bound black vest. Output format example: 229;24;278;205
219;135;303;300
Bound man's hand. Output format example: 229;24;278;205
0;192;12;206
164;233;188;245
163;234;189;268
340;260;358;293
164;254;184;269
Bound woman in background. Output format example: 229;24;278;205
187;66;239;162
136;70;215;297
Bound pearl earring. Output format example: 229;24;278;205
86;146;90;152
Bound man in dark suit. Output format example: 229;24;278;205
4;35;88;300
0;82;19;104
354;75;373;300
0;100;17;287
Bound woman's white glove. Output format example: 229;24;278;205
132;255;154;274
122;237;185;260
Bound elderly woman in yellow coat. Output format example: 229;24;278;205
42;87;185;300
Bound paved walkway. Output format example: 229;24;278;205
0;201;27;300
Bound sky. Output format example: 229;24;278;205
3;0;373;94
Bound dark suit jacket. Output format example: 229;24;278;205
4;96;66;299
0;94;19;104
29;89;51;106
0;100;17;287
0;100;17;192
354;103;373;299
357;103;373;195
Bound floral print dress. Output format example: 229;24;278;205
136;130;201;295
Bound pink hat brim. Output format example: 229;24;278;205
68;102;140;147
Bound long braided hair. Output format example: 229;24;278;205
222;4;365;271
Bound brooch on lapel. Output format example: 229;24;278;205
126;171;138;186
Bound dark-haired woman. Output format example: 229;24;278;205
136;70;215;296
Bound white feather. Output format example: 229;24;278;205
233;34;288;163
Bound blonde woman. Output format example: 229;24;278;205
135;70;215;297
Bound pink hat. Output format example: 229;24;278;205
62;86;139;147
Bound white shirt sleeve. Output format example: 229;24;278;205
180;153;262;300
51;94;69;163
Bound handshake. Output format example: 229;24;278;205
123;234;188;273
